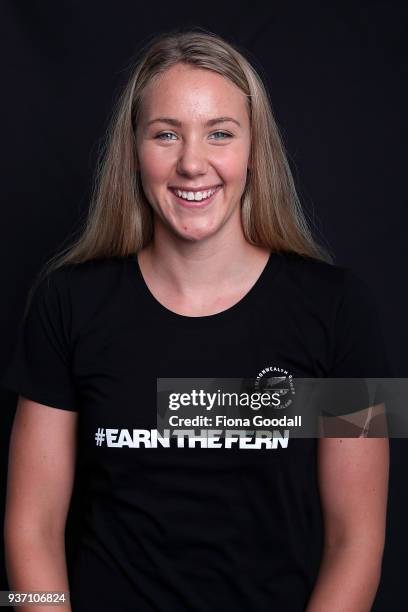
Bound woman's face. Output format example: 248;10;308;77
136;63;251;243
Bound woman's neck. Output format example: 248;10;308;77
137;225;271;316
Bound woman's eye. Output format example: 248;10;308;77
155;132;177;141
154;131;232;141
210;131;232;139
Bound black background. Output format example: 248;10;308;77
1;1;407;609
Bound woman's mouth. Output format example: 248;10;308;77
168;185;222;209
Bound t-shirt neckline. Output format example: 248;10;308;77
126;250;283;328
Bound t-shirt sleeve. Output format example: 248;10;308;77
319;267;392;417
0;269;78;411
329;268;392;378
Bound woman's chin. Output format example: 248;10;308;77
172;221;218;243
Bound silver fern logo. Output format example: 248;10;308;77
254;365;296;409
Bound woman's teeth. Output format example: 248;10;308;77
172;187;218;201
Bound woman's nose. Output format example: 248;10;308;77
176;139;208;176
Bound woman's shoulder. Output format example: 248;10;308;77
47;255;130;290
280;250;346;287
279;250;373;310
37;256;132;330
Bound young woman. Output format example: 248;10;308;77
2;29;390;611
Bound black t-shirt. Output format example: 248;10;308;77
1;251;392;611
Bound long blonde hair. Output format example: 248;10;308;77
25;27;333;317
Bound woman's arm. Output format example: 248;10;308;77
4;396;78;612
306;435;389;612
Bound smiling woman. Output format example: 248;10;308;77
1;26;391;612
134;62;252;246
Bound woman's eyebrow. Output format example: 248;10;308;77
146;116;241;128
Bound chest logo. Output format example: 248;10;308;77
254;365;296;409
